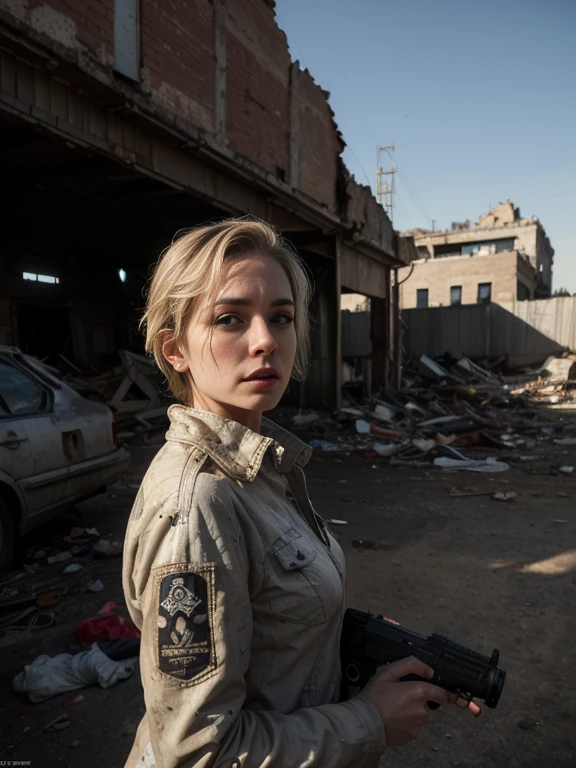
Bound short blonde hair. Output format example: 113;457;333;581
142;217;312;402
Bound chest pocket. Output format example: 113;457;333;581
263;527;341;627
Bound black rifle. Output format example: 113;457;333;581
341;608;506;709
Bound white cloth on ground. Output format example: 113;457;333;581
12;642;138;702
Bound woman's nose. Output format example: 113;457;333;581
248;317;278;356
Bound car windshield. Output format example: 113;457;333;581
0;359;49;416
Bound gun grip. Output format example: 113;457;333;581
399;674;441;710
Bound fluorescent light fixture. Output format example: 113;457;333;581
22;272;60;284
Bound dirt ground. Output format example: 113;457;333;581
1;407;575;768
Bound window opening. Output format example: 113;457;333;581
478;283;492;304
416;289;429;309
450;286;462;305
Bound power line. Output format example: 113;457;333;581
394;188;417;230
384;148;432;227
346;145;373;189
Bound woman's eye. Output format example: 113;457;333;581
274;314;294;324
215;314;241;326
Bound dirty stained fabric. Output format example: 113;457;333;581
12;642;138;702
122;405;386;768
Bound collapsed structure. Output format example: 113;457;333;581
0;0;409;408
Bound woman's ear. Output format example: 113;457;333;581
158;329;190;372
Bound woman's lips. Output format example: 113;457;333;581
242;376;280;389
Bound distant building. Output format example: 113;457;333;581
398;202;554;309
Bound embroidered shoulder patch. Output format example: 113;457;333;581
155;563;216;683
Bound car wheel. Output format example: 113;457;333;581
0;497;16;576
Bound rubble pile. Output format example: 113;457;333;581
63;350;171;434
292;353;576;474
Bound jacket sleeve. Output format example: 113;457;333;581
134;472;386;768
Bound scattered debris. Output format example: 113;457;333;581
373;442;398;457
293;411;319;427
307;439;348;453
63;694;85;707
355;419;371;435
98;601;119;614
93;540;123;557
77;612;140;646
63;563;83;574
419;354;451;380
64;350;171;431
539;356;576;381
493;491;518;502
42;713;71;732
434;457;510;473
47;552;72;566
372;403;395;423
87;579;105;593
295;352;576;474
326;519;348;525
559;465;574;474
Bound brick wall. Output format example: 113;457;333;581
1;0;114;66
141;0;214;133
226;0;291;179
0;0;354;221
295;69;342;211
398;251;536;309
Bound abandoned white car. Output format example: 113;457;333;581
0;347;130;572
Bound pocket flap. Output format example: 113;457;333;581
273;537;317;571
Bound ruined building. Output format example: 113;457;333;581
398;202;554;309
0;0;409;407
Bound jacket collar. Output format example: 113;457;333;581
165;404;312;482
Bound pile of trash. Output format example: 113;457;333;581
0;525;124;648
291;353;576;474
60;349;171;434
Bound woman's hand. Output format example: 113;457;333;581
358;656;481;746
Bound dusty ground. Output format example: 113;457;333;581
1;408;575;768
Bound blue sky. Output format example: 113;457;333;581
275;0;576;292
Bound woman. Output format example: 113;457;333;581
122;218;480;768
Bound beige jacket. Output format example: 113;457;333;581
123;405;386;768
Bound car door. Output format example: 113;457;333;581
0;356;62;523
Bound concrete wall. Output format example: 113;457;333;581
399;251;536;308
403;296;576;367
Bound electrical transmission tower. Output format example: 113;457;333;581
376;143;396;223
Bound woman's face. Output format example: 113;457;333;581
164;253;297;432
